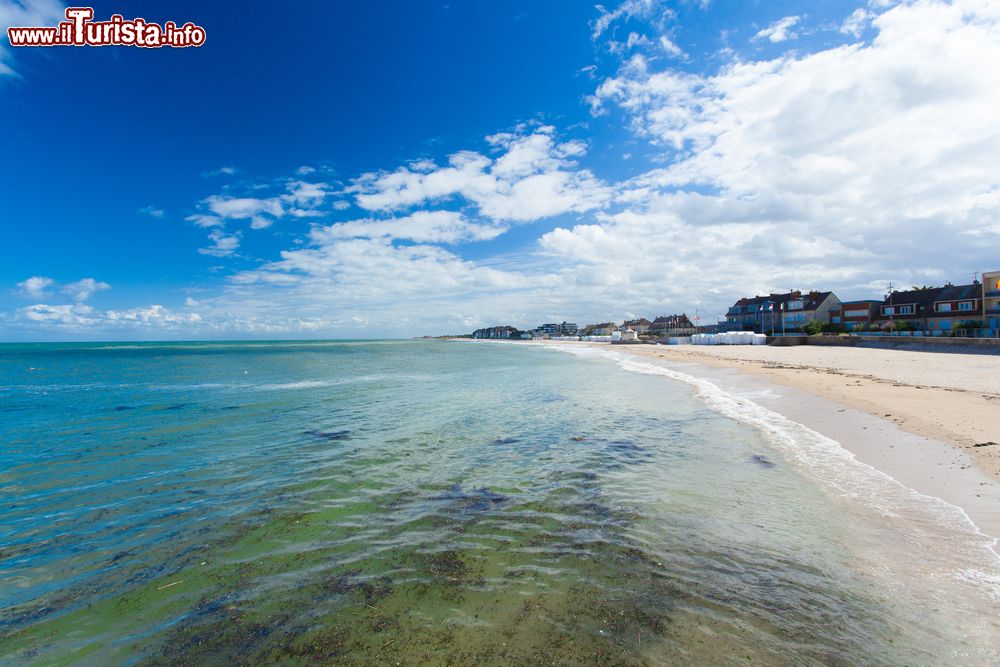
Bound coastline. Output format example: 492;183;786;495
623;343;1000;478
468;339;1000;544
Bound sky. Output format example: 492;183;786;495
1;0;998;340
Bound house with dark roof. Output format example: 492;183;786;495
649;314;696;336
783;291;841;331
726;290;841;333
876;282;983;332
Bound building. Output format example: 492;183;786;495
557;322;578;335
726;296;784;332
876;282;983;332
726;291;841;333
829;300;882;331
585;322;619;336
617;327;639;342
649;314;696;336
535;322;578;336
622;318;652;335
984;271;1000;333
472;325;521;339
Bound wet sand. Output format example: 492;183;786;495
570;342;1000;543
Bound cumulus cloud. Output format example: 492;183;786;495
17;276;53;298
17;276;110;302
63;278;110;302
17;303;201;330
349;127;610;221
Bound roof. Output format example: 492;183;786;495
728;290;834;313
880;283;981;315
652;314;693;325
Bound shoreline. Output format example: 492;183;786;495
466;339;1000;544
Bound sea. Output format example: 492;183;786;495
1;340;999;665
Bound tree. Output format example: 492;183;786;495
804;319;824;335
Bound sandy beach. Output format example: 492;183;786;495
519;339;1000;543
622;344;1000;478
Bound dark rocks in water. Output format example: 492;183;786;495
492;435;519;445
570;435;587;442
304;429;351;441
751;454;776;468
430;484;509;512
609;440;642;452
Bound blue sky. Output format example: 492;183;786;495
2;0;998;340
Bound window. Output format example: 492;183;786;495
959;301;974;311
882;306;895;316
788;300;803;310
845;309;869;317
899;305;913;315
937;303;952;312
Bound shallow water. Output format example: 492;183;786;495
1;340;998;664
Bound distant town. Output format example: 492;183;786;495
467;270;1000;340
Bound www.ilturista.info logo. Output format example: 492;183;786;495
7;7;205;48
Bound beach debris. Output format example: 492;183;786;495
751;454;776;468
972;441;999;448
156;580;183;591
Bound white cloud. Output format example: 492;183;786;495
17;303;200;330
204;195;284;220
198;230;241;257
17;276;109;303
659;35;684;57
349;128;610;222
17;276;53;299
63;278;110;302
312;210;504;245
17;276;55;299
841;8;874;38
592;0;666;39
754;16;801;43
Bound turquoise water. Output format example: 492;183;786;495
1;340;998;664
